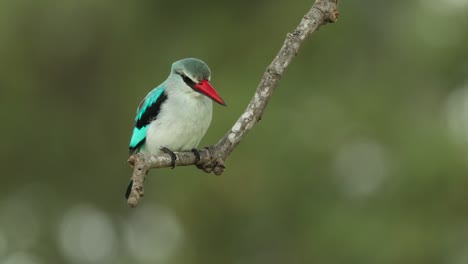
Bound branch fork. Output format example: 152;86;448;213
126;0;339;207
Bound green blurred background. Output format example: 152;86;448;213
1;0;468;263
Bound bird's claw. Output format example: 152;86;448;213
191;148;201;164
191;148;210;172
160;146;177;169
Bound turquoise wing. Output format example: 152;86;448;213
129;84;168;154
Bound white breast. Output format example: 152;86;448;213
143;78;213;155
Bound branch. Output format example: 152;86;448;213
126;0;339;207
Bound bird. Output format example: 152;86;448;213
125;58;226;198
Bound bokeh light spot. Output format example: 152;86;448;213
333;139;389;198
123;204;184;263
58;204;116;263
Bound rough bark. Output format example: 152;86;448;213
127;0;339;207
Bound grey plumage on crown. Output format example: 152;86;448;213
171;58;211;82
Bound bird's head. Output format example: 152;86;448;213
171;58;226;106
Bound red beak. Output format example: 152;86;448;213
194;80;226;106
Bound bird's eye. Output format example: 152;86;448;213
181;74;196;87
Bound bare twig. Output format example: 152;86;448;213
127;0;339;207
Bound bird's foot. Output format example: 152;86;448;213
160;146;177;169
191;148;201;164
191;148;206;172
